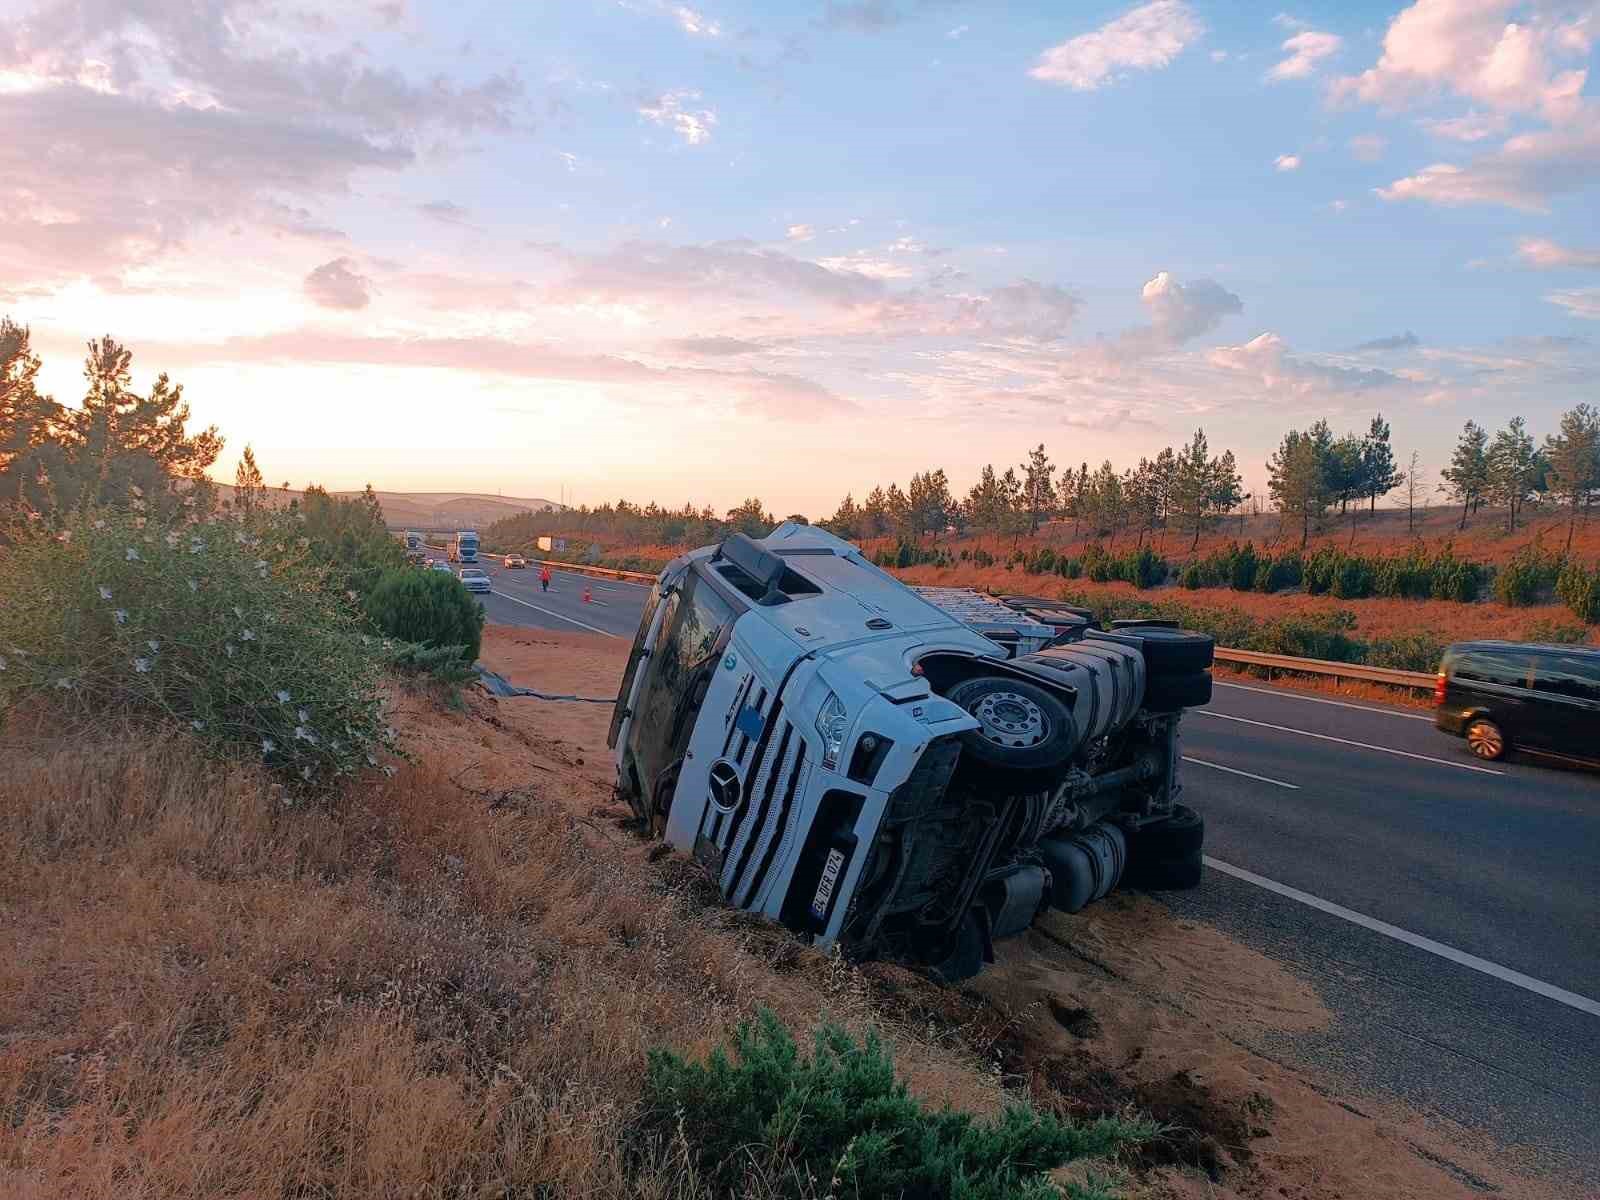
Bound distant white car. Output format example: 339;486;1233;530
503;554;528;569
429;560;453;573
457;567;491;593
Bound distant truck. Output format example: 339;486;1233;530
537;535;567;553
609;524;1213;982
448;530;480;564
403;530;425;563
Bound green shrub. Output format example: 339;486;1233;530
1524;617;1589;645
1557;560;1600;624
1430;549;1484;603
0;509;392;783
641;1009;1148;1200
973;548;995;568
1254;553;1301;594
366;567;485;663
1493;546;1559;607
1332;555;1375;600
1366;631;1447;673
1125;545;1167;589
1179;563;1205;589
1229;542;1258;592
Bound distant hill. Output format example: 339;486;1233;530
213;485;562;531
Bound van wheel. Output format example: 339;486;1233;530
1466;719;1506;761
947;676;1078;775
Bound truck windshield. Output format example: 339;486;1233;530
626;571;738;801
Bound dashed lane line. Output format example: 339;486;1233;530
1213;679;1433;721
1191;709;1503;775
489;590;618;637
1203;856;1600;1019
1182;756;1298;789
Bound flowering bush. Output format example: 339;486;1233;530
0;508;393;783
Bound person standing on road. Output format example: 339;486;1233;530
539;564;552;593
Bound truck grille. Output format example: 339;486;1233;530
720;713;810;909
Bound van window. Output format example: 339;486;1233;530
608;583;662;748
1452;651;1529;689
1531;652;1600;702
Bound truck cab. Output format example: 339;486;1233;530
609;524;1213;980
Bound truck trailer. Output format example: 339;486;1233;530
448;530;480;564
608;523;1212;981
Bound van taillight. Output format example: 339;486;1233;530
1433;672;1447;706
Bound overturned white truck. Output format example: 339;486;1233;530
609;524;1213;981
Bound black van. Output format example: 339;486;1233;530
1435;640;1600;764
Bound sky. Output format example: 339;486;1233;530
2;0;1598;515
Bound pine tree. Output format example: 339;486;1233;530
1486;417;1538;533
1268;424;1331;546
1439;421;1489;529
1361;414;1404;513
0;317;71;514
1544;404;1600;553
1019;443;1057;534
1173;429;1241;549
234;444;265;515
826;492;861;540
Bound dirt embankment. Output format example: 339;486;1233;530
0;624;1574;1199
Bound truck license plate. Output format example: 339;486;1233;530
810;848;846;921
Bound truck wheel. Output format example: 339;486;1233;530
928;910;986;984
1084;626;1214;674
946;675;1078;776
1142;670;1213;712
1466;718;1506;761
1126;804;1204;891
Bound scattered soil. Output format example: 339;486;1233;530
473;624;1582;1200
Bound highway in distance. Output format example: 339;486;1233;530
468;558;1600;1187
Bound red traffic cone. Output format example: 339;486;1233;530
582;584;593;604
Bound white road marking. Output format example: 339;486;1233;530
1203;856;1600;1019
1214;680;1433;722
490;590;617;637
1182;756;1299;789
1192;709;1503;775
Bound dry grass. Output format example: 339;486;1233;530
0;709;1008;1200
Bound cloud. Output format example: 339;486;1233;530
667;335;765;355
786;223;816;242
1375;110;1600;211
637;89;717;144
554;240;888;308
1350;331;1420;351
0;1;520;290
1267;29;1341;82
1419;111;1505;142
165;329;853;417
1516;236;1600;269
1029;1;1202;92
303;258;373;310
418;200;472;225
818;1;903;32
946;25;969;40
1330;0;1589;123
1274;153;1302;171
1209;332;1403;394
1348;133;1387;161
1138;271;1243;343
1547;288;1600;319
672;5;723;36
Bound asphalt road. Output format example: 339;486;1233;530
467;567;1600;1188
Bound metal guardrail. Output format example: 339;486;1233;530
1214;647;1435;692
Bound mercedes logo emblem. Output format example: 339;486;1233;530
708;759;741;812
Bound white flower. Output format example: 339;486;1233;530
189;537;205;554
234;606;245;620
302;765;314;781
346;590;358;602
187;579;198;593
58;529;72;543
146;640;160;653
125;547;140;561
132;657;151;674
130;484;143;498
382;765;397;778
297;708;309;723
56;677;72;689
235;531;247;544
261;738;276;755
366;753;378;767
134;517;146;529
254;560;267;572
93;518;106;529
191;719;205;731
298;537;309;548
294;725;317;745
0;657;7;672
165;531;180;548
98;586;113;601
225;643;236;658
131;497;145;512
361;634;372;645
113;609;128;625
241;629;256;642
276;689;291;703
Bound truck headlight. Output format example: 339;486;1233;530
815;691;849;771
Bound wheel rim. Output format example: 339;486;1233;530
1468;722;1502;759
972;691;1048;749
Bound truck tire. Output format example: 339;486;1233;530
1126;804;1204;891
1084;626;1214;675
1142;670;1213;712
946;675;1079;777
